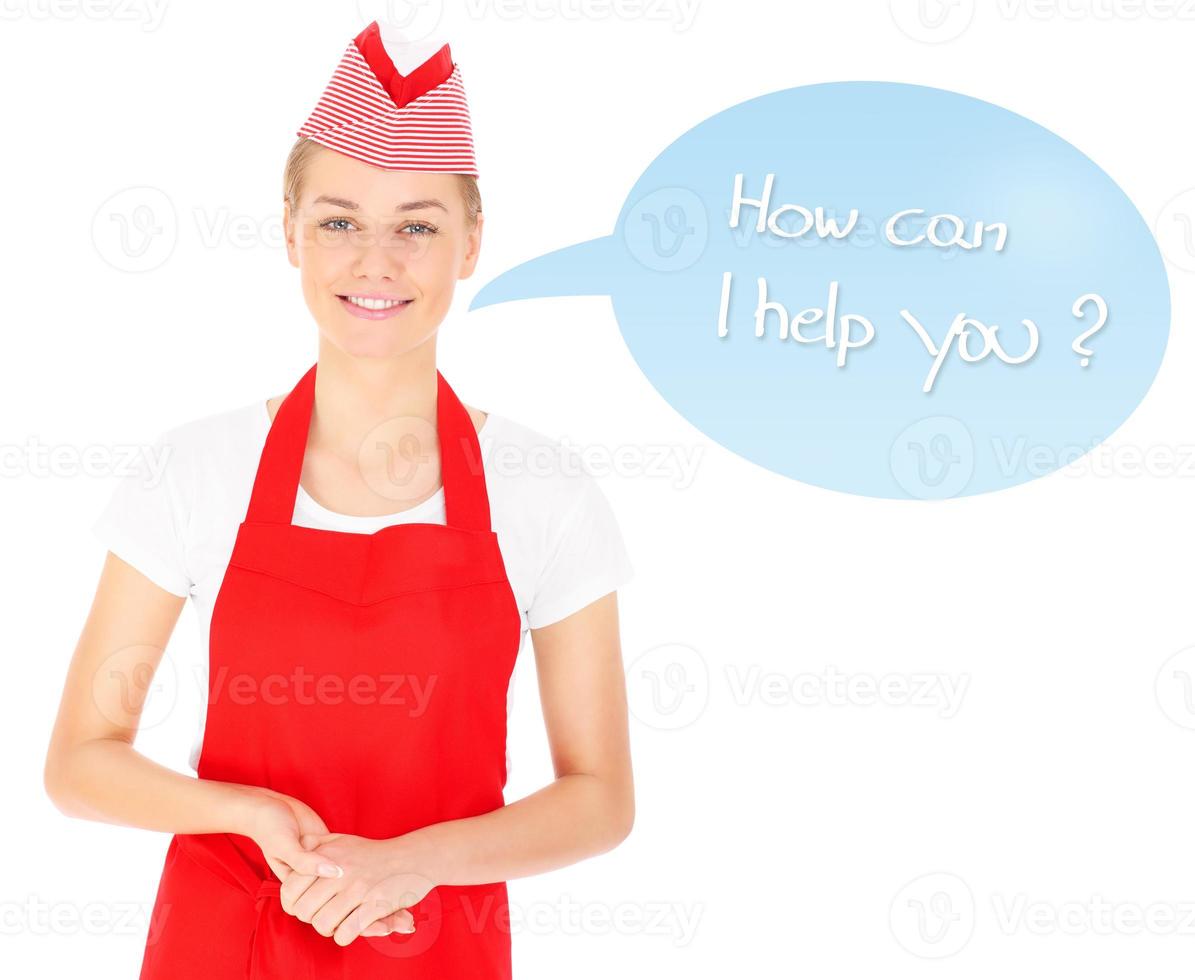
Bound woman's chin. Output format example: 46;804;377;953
321;325;437;361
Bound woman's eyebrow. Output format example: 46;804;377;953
310;195;448;213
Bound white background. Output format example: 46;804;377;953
4;0;1194;976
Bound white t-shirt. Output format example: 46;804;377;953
91;397;635;772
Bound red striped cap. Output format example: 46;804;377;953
297;21;478;177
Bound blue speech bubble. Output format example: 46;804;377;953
469;82;1170;499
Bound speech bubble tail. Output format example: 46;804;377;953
468;235;624;311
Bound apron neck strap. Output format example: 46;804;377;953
245;361;492;532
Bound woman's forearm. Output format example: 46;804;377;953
399;773;634;888
45;736;260;836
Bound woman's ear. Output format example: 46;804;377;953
458;211;484;280
283;200;300;270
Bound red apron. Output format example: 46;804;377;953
138;362;521;979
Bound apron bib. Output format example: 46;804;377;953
138;362;521;979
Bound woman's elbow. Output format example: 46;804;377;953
613;799;635;846
599;784;635;852
43;750;77;816
43;740;100;819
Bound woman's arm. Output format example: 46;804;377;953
43;552;343;879
407;590;635;883
256;590;635;943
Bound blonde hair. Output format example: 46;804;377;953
282;136;482;226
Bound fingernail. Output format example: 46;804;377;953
318;863;343;877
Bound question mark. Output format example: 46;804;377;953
1071;292;1108;368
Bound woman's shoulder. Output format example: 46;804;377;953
479;411;612;514
480;411;579;473
479;411;635;620
148;398;270;484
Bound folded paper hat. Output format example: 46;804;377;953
297;21;478;177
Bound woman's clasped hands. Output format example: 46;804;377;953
246;788;431;946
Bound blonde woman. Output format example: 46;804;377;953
44;23;635;978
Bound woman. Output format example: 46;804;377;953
43;22;635;978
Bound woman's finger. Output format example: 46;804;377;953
280;847;343;879
278;871;318;916
359;909;416;936
263;856;292;884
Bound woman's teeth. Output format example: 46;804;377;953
341;295;410;310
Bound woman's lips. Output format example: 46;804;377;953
337;295;414;321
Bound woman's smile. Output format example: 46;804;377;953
336;292;414;320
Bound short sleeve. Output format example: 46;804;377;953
526;474;635;630
90;431;193;598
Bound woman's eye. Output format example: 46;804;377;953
314;218;436;239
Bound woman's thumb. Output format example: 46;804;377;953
285;848;343;879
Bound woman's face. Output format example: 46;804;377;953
284;146;482;360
